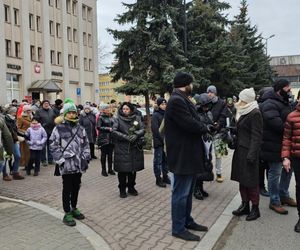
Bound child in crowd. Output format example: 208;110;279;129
25;117;47;176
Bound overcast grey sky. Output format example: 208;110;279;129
97;0;300;71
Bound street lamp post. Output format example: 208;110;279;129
183;0;187;55
262;34;275;55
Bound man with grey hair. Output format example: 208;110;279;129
207;85;228;183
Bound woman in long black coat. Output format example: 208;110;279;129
231;87;263;221
112;102;145;198
79;105;97;159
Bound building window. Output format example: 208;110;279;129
87;7;92;22
5;40;11;56
4;5;10;23
14;9;19;25
49;21;54;35
29;14;34;30
38;47;42;62
56;23;61;37
30;45;35;61
88;34;92;47
68;54;73;68
55;0;60;9
49;0;53;6
67;27;72;41
36;16;41;32
57;52;61;65
6;74;20;104
73;29;77;42
82;5;86;20
83;32;87;45
72;1;77;15
74;55;78;68
50;50;55;64
66;0;71;13
15;42;20;58
89;59;92;71
84;57;88;70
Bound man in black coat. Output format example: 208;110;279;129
165;72;209;241
35;100;57;165
207;85;228;183
151;97;170;188
260;79;296;214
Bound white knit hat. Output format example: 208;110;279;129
239;87;256;104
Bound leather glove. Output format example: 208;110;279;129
206;124;216;134
128;134;138;143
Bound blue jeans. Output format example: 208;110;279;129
153;147;168;178
12;143;21;173
268;161;293;205
42;137;53;163
172;174;195;234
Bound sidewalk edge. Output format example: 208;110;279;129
195;192;240;250
0;195;110;250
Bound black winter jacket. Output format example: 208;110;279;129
211;98;228;129
165;89;208;175
112;110;145;172
151;109;165;148
79;112;97;144
96;114;114;147
259;89;291;162
35;108;56;135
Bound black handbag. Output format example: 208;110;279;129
54;126;80;176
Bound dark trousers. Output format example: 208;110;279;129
90;143;95;158
62;173;82;213
100;144;113;171
240;184;260;205
291;157;300;217
28;149;42;173
42;137;53;163
172;174;195;234
259;159;269;189
153;146;168;178
118;172;136;191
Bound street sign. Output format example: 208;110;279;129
76;87;81;96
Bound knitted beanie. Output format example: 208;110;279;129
173;72;194;88
239;87;256;104
63;98;77;117
207;85;217;94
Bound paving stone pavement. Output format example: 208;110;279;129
0;150;238;250
0;199;94;250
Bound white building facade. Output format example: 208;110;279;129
0;0;99;104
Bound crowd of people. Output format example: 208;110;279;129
0;73;300;238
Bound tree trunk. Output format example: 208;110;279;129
144;92;151;132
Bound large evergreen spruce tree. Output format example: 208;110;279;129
230;0;274;91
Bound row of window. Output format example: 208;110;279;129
5;39;93;71
4;5;19;25
66;28;93;47
4;3;92;27
5;40;20;58
99;82;111;86
99;89;112;93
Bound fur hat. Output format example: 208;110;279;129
63;98;77;117
273;79;290;92
5;105;17;115
23;105;32;112
99;103;110;110
157;97;167;107
207;85;217;94
173;72;193;88
239;87;256;104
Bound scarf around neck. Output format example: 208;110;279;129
237;101;259;120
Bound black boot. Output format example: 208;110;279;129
194;186;203;200
199;182;209;198
232;201;250;216
101;168;108;177
294;219;300;233
162;175;171;184
119;189;127;198
156;177;166;188
128;187;138;196
108;165;115;175
246;204;260;221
